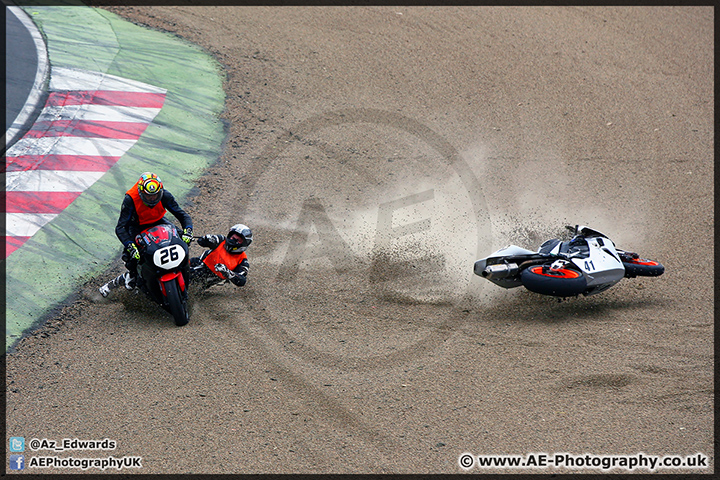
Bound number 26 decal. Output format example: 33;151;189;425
160;245;180;264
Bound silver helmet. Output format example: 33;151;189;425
225;224;252;253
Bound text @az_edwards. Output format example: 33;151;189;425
26;437;117;452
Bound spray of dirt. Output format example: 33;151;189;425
231;119;650;312
464;140;649;244
462;141;650;283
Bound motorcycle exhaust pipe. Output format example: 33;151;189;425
482;263;519;280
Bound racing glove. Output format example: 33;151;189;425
198;234;220;248
215;263;248;286
214;263;232;278
126;242;141;261
181;227;193;245
231;266;248;287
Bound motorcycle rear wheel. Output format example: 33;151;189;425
165;279;189;326
520;265;587;297
623;258;665;277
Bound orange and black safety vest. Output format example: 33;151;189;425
126;182;166;225
202;240;248;279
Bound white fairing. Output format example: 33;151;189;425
153;244;186;270
492;244;536;257
570;236;625;291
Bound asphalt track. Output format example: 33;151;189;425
4;5;49;150
5;5;715;475
4;5;40;138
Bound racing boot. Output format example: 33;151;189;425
99;273;125;297
122;271;136;290
98;271;136;297
98;283;112;298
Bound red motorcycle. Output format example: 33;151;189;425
100;223;191;326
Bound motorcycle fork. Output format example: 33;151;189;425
159;271;186;297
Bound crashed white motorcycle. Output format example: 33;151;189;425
474;225;664;297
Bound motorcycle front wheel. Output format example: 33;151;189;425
520;265;587;297
622;258;664;277
164;278;189;326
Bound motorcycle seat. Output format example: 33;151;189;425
538;238;561;254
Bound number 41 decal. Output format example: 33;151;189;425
584;260;595;271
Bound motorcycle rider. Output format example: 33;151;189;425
190;224;252;288
115;172;193;289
